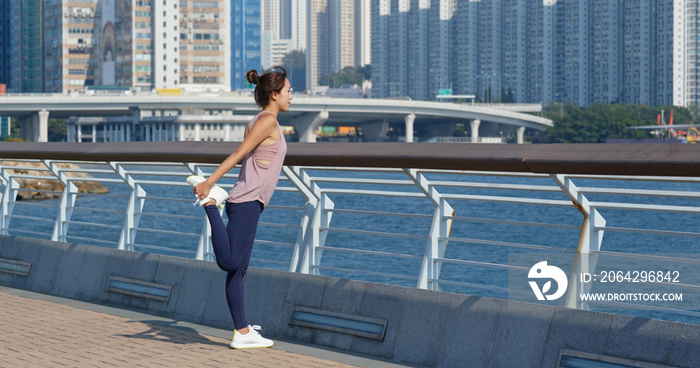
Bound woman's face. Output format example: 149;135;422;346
273;79;293;112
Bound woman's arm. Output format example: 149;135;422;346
193;114;278;199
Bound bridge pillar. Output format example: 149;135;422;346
37;110;49;142
67;124;77;142
470;119;481;143
517;126;526;144
20;110;49;142
290;111;328;143
224;123;231;141
130;108;141;141
404;113;415;143
362;120;389;142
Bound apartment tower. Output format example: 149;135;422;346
0;0;11;87
10;0;44;92
307;0;357;90
231;0;262;90
372;0;692;107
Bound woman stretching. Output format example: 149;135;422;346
187;66;290;349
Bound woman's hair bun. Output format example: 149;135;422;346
246;70;259;85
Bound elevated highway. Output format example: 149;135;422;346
0;94;552;143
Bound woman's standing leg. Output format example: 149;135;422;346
203;201;263;330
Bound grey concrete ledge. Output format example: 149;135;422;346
1;235;699;367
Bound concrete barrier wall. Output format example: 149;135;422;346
1;235;698;368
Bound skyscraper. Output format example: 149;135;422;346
0;0;11;88
232;0;262;90
354;0;371;67
260;0;306;70
10;0;44;93
373;0;451;101
291;0;306;51
683;0;700;106
260;0;280;69
178;0;231;92
43;0;98;93
307;0;358;90
279;0;292;39
307;0;328;89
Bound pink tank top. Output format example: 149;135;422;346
228;111;288;208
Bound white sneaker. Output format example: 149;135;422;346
230;325;274;349
186;175;228;209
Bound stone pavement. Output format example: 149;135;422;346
0;287;415;368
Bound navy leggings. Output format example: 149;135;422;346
204;200;263;330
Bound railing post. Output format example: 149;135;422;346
308;191;334;276
0;166;19;235
405;169;454;290
550;174;606;310
283;166;333;275
44;160;79;242
110;162;145;252
282;166;319;273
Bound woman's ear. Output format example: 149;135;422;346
270;90;280;101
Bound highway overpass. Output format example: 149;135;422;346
0;94;552;143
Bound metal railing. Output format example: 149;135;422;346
1;142;699;323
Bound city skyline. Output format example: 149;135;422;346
372;0;696;108
1;0;700;109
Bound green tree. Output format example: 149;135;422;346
48;119;67;142
501;87;515;103
357;64;371;81
538;103;696;143
11;117;19;136
319;66;365;87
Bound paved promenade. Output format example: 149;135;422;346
0;287;414;368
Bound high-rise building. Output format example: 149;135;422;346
264;38;292;69
232;0;262;90
262;0;280;36
683;0;700;106
279;0;292;39
328;0;355;73
307;0;358;90
373;0;694;107
354;0;371;67
307;0;328;89
0;0;11;87
10;0;44;93
589;0;621;105
178;0;231;92
28;0;230;94
373;0;451;101
450;0;478;99
260;0;305;70
260;0;279;69
43;0;98;93
113;0;149;91
291;0;306;51
0;116;10;137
